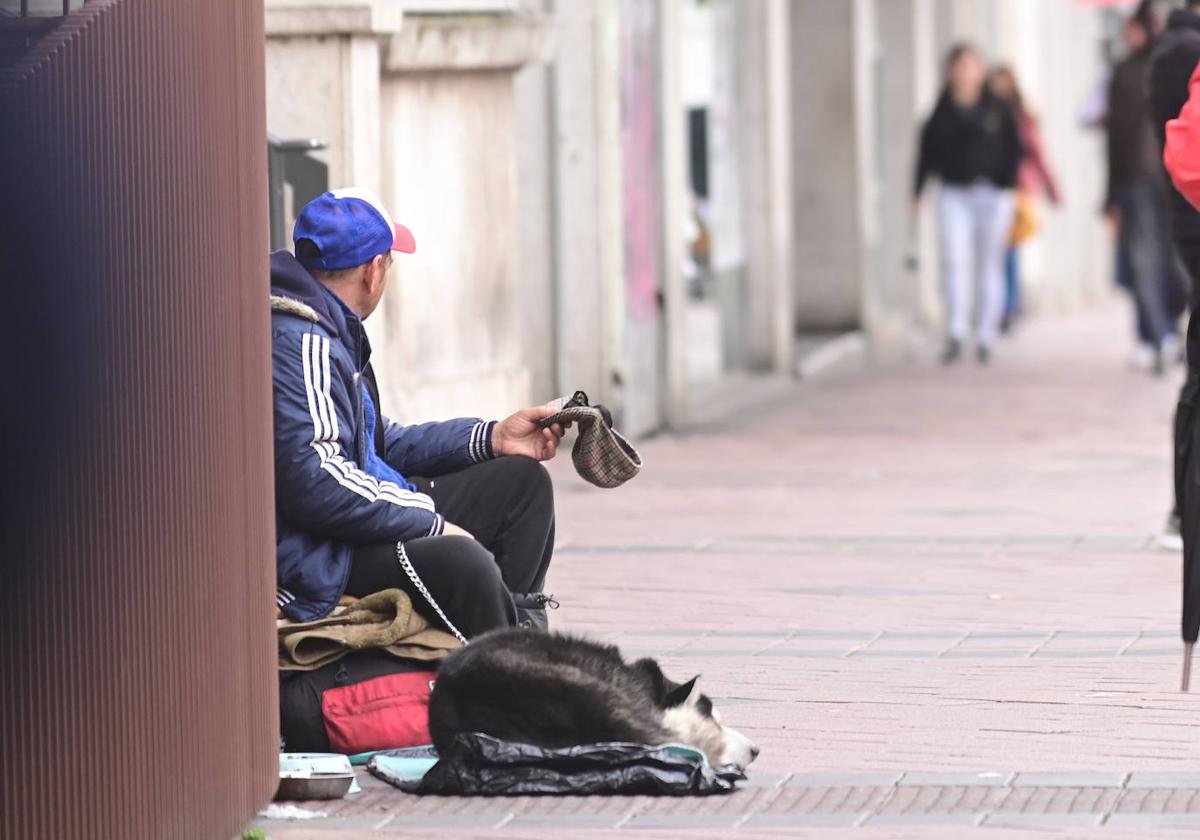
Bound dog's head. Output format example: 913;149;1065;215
634;659;760;769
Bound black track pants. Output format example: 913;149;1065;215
345;456;556;639
1174;238;1200;642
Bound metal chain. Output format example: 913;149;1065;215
395;541;468;645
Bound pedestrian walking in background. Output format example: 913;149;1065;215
914;44;1022;366
1151;0;1200;552
1106;11;1184;376
1161;27;1200;683
988;65;1062;335
1075;61;1150;364
1140;0;1174;41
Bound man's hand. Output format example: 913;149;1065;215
442;522;473;539
493;406;567;461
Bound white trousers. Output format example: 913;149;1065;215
937;183;1017;347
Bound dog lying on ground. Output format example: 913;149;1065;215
427;629;759;769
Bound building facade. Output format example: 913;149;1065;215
264;0;1112;435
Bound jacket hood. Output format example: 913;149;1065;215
1167;8;1200;33
270;250;339;335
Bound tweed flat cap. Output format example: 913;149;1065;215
540;391;642;488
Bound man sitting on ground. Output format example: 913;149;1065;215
270;187;565;638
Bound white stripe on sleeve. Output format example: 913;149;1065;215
299;333;435;513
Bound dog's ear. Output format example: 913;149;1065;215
631;657;668;700
663;675;700;708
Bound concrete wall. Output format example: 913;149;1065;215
374;69;529;420
739;0;796;371
994;0;1109;312
705;0;748;370
543;0;621;411
513;54;556;403
624;0;673;435
791;0;865;331
264;2;394;187
265;2;552;423
262;1;800;436
262;1;1118;433
866;0;934;344
379;14;555;420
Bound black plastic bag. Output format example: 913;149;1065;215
368;733;744;796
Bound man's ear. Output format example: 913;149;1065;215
365;254;387;294
663;675;700;708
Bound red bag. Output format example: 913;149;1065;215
321;670;436;755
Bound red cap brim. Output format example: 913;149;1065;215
391;223;416;254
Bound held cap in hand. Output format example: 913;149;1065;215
540;391;642;489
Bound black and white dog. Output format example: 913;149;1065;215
428;629;759;769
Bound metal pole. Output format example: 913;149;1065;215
1184;642;1194;692
20;0;29;18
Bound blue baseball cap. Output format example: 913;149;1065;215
293;187;417;271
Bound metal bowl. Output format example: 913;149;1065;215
276;752;356;801
275;772;355;801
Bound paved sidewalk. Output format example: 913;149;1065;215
259;303;1200;838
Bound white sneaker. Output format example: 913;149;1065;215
1160;512;1184;552
1160;532;1184;552
1163;333;1184;364
1132;344;1156;370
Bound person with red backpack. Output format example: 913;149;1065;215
1164;32;1200;215
1163;31;1200;677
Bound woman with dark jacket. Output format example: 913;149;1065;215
915;43;1022;365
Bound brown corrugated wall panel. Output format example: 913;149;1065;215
0;1;277;838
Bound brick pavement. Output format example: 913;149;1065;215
258;303;1200;837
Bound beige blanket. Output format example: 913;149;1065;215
278;588;461;671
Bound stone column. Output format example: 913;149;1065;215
513;1;556;404
544;0;617;408
991;0;1110;311
658;0;689;429
790;0;865;331
739;0;796;372
871;0;941;343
